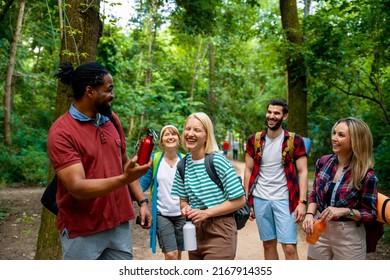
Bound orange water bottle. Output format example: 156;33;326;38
306;220;326;245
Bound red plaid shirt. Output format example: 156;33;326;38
246;129;307;213
308;154;378;222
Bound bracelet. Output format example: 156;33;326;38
305;212;314;216
298;199;307;205
137;198;149;207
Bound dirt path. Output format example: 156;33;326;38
1;160;388;260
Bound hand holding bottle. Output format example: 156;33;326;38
306;220;326;245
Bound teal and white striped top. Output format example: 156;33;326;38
171;152;245;209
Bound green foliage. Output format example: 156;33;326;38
1;0;389;190
0;113;49;186
302;0;390;184
374;135;390;190
173;0;222;36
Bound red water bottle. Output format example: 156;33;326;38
137;129;157;165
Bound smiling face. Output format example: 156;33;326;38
266;104;287;131
183;116;207;156
161;128;180;151
90;74;114;117
332;121;352;156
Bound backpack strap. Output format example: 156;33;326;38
282;132;295;165
176;154;188;183
177;153;224;192
204;153;224;191
288;132;295;162
254;132;262;157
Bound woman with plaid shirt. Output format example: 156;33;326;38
303;117;378;260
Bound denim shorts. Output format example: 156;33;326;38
253;196;297;244
157;213;186;253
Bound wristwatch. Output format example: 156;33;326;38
348;208;354;217
298;199;307;205
138;198;149;207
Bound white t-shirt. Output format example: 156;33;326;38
156;158;182;216
252;132;288;200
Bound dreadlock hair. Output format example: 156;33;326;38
54;62;110;100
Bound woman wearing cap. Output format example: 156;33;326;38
140;125;186;259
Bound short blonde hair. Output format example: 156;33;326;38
183;112;219;153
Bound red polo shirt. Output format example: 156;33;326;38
47;112;135;238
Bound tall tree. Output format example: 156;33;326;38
3;0;25;146
35;0;102;260
279;0;307;136
173;0;221;121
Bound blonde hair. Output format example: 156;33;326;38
159;125;180;147
183;112;219;153
332;117;374;189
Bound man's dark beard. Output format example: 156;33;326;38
96;103;112;117
267;118;283;131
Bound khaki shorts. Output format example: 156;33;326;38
189;215;237;260
308;220;366;260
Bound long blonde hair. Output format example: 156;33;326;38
332;117;374;189
183;112;219;154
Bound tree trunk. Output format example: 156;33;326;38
3;0;25;146
145;2;158;85
208;37;216;124
58;0;64;40
190;37;207;100
35;0;102;260
279;0;308;137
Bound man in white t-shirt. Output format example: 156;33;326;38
244;99;308;260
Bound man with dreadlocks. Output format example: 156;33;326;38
47;61;152;260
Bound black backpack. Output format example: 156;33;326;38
176;152;250;230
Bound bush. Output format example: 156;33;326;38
0;144;49;187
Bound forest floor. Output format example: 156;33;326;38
0;160;389;260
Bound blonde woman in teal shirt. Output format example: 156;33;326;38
171;112;246;260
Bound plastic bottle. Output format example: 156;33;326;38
137;129;157;165
183;219;197;251
306;220;326;245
